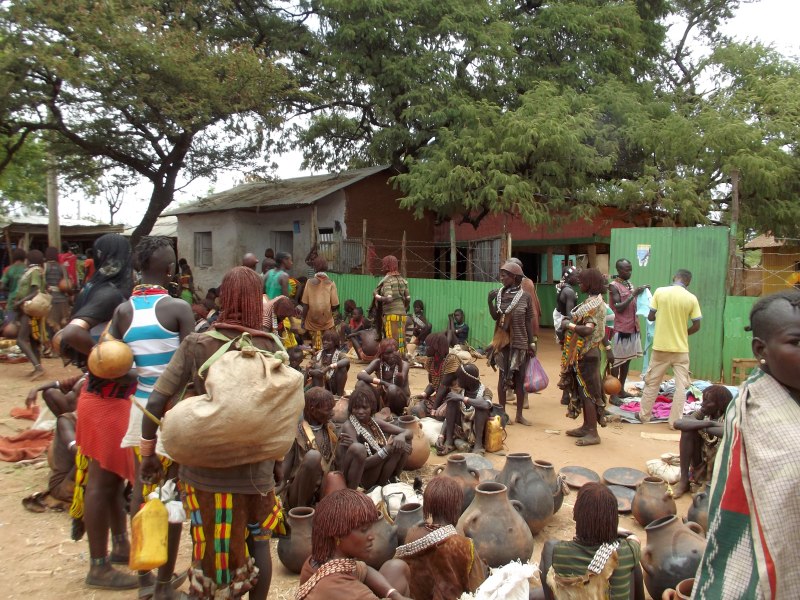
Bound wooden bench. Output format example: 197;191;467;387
731;358;760;386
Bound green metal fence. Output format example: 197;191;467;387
721;296;757;382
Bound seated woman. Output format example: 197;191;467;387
340;388;412;490
535;483;643;600
411;333;460;420
281;387;364;509
356;339;410;416
446;309;470;347
396;476;487;600
349;326;380;361
263;294;299;348
408;300;432;349
671;384;733;498
436;363;492;456
297;488;411;600
308;331;351;396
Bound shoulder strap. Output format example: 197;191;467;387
198;329;289;378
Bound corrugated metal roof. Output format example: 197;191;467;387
744;234;792;249
0;215;118;229
165;165;391;216
123;216;177;238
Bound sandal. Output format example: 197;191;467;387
138;571;189;600
85;568;139;590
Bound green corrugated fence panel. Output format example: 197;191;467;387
610;227;729;381
722;296;757;383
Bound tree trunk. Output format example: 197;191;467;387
129;182;174;248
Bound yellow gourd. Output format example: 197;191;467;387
129;497;168;571
484;415;505;453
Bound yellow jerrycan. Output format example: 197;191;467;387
129;495;168;571
484;415;505;453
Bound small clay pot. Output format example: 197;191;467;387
495;452;554;534
433;454;480;514
397;415;430;471
642;516;705;599
394;502;424;544
632;476;677;527
2;320;19;339
662;578;694;600
687;491;709;534
532;459;565;513
277;507;314;574
364;513;398;569
321;471;346;498
603;373;622;396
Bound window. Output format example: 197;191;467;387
272;231;293;256
194;231;212;267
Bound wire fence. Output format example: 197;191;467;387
731;261;800;297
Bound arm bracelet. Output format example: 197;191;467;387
139;437;157;457
377;448;389;459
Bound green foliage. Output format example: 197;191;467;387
0;135;47;213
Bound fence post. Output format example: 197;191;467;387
546;246;553;283
450;219;457;280
401;230;407;277
361;219;367;275
728;169;740;294
466;241;474;281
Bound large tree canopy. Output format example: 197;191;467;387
0;0;304;244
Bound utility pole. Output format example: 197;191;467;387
728;169;740;295
46;157;61;249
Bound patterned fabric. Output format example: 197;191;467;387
383;313;407;354
693;369;800;599
296;558;358;600
550;539;640;600
74;387;135;482
395;525;458;557
69;448;89;519
121;293;181;448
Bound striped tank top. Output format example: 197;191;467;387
121;294;181;448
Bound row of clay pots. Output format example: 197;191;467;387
433;452;563;535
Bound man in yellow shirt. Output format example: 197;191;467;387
638;269;702;426
787;262;800;290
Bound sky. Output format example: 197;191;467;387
59;0;800;227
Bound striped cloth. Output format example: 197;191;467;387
693;369;800;599
121;294;180;448
384;313;407;354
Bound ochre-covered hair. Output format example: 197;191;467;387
217;266;263;330
348;386;375;414
311;489;379;563
304;386;335;421
578;268;607;295
573;482;618;545
378;337;399;357
382;255;399;272
425;332;449;364
424;476;463;526
322;329;340;347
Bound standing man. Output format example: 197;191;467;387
638;269;701;426
59;242;79;289
264;252;293;299
608;259;649;404
301;256;339;351
554;266;580;405
242;253;260;271
509;257;541;409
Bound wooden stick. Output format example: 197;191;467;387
130;395;162;427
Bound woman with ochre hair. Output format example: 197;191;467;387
372;255;410;354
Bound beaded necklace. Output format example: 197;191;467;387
295;558;357;599
131;284;168;296
394;525;457;558
379;361;399;385
349;414;387;456
495;285;524;329
614;277;633;292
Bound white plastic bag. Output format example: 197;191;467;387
460;560;538;600
646;453;680;484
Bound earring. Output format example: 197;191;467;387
760;358;766;365
335;538;340;547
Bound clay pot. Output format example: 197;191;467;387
457;482;534;568
687;491;709;534
87;339;134;380
433;454;480;514
662;578;694;600
495;452;554;534
397;415;430;471
277;507;314;574
632;476;677;527
331;396;349;423
365;513;398;569
321;471;346;498
642;516;706;600
2;320;19;339
394;502;424;544
603;372;622;395
532;459;565;514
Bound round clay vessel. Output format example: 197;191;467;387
662;578;694;600
532;459;564;513
397;415;430;471
457;481;534;568
394;502;424;544
642;516;706;600
331;396;349;423
321;471;346;498
495;452;554;534
632;476;677;527
433;454;480;514
364;513;398;569
687;491;709;534
277;507;314;574
603;373;622;395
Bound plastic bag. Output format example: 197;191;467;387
524;357;549;393
646;453;681;484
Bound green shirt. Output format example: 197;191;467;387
14;265;45;307
1;263;26;307
379;275;409;316
551;538;641;600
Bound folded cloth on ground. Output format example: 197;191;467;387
10;406;39;420
0;429;54;462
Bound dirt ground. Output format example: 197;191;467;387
0;334;691;599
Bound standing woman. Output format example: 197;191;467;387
413;332;460;419
44;246;71;341
264;251;293;299
372;255;410;354
559;268;612;447
14;249;47;378
59;234;137;590
488;261;534;426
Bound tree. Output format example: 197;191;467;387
0;0;304;245
0;134;47;214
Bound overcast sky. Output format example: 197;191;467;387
60;0;800;226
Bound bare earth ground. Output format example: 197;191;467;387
0;335;690;599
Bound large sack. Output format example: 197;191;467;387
160;332;304;468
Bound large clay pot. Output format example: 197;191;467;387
495;452;554;534
433;454;480;514
457;482;534;568
277;507;314;574
642;516;706;600
321;471;346;498
394;502;424;544
532;459;565;514
331;396;349;423
632;476;677;527
687;492;709;534
397;415;430;471
662;578;694;600
365;513;398;569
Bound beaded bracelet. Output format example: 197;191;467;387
140;437;157;457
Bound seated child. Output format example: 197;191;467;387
435;363;492;456
307;331;351;396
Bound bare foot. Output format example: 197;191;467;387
566;427;588;437
30;366;45;380
671;480;690;499
575;433;601;446
515;416;532;426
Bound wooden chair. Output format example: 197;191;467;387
731;358;760;386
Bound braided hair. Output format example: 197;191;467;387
311;489;379;563
216;266;263;330
747;289;800;339
423;476;463;526
573;482;618;546
134;236;173;271
304;386;335;422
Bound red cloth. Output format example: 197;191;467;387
83;258;95;282
75;387;135;482
0;429;54;462
58;252;78;286
10;406;40;420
